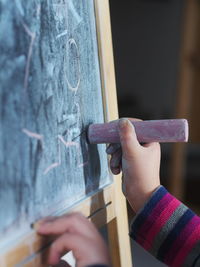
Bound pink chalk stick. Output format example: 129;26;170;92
87;119;189;144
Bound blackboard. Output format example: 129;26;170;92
0;0;111;243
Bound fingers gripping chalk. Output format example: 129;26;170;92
87;119;189;144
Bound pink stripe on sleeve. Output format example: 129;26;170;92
143;197;181;251
165;215;200;265
137;193;174;246
172;223;200;267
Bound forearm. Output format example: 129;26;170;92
130;186;200;266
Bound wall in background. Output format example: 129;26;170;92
109;0;185;120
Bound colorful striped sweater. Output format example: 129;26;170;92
130;186;200;267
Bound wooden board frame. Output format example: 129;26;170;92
0;1;132;266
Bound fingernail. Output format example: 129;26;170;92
32;221;42;231
118;118;129;129
33;216;54;231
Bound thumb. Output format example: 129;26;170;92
118;118;140;159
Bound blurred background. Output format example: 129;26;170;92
109;0;200;265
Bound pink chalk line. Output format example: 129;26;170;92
23;131;87;175
43;140;61;175
21;21;36;90
58;135;79;147
43;135;79;175
58;135;88;168
43;161;60;175
22;128;43;140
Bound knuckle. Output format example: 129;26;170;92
51;241;58;252
71;212;85;224
74;212;84;218
123;132;134;143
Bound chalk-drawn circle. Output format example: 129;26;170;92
66;38;81;92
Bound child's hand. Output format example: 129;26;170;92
106;118;161;213
36;213;110;267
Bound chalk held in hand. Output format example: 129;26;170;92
87;119;189;144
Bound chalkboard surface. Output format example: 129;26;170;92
0;0;111;241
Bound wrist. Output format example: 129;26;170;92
126;186;160;213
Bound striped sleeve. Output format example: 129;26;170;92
130;186;200;267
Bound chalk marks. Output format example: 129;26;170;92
21;22;36;90
22;128;44;152
78;161;88;168
22;128;86;175
53;2;81;93
53;0;82;32
56;30;68;39
43;140;61;175
53;2;68;23
66;38;81;92
36;4;41;18
15;0;25;16
14;1;37;91
43;160;60;175
43;134;84;175
0;0;111;242
19;4;81;177
22;128;43;140
58;135;79;148
68;0;82;26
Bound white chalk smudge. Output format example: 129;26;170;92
46;62;54;77
66;38;81;92
68;0;82;25
36;4;41;18
15;0;24;16
78;161;88;168
56;30;68;39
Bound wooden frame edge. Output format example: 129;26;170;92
94;1;132;267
